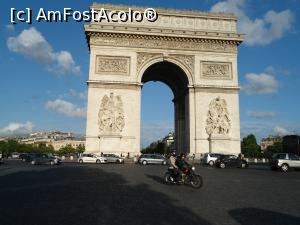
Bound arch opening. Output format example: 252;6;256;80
141;61;190;154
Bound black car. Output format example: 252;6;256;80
19;153;30;161
215;155;248;169
29;153;61;165
22;153;35;162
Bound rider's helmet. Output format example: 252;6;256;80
179;153;186;159
171;150;177;156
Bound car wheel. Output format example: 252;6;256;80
79;159;83;164
162;161;167;165
220;162;226;169
142;160;147;165
281;164;289;172
116;160;120;164
50;160;55;165
96;159;101;164
208;160;214;166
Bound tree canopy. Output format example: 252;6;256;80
241;134;262;158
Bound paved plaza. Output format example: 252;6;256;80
0;160;300;225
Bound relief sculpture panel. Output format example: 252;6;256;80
98;93;125;134
206;97;231;136
201;62;232;79
96;55;130;76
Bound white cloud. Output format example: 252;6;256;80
6;24;15;32
274;126;289;135
69;89;87;100
0;122;34;135
241;73;279;95
46;99;86;118
210;0;295;46
7;27;80;75
265;65;290;76
247;111;277;118
48;51;80;75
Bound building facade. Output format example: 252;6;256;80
260;136;282;151
19;131;85;151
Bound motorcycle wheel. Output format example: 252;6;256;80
190;175;203;189
164;172;173;184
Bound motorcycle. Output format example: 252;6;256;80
164;165;203;189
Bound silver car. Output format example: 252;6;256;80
102;154;124;163
203;153;223;166
78;153;107;164
271;153;300;172
138;154;167;165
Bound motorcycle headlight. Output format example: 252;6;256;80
192;166;195;171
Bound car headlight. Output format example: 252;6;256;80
191;166;195;171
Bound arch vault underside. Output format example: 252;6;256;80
84;3;244;157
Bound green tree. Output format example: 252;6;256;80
0;141;8;156
58;144;76;156
263;141;282;158
241;134;262;158
75;144;85;154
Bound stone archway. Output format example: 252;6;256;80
84;3;244;157
141;61;190;153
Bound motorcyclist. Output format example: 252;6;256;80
175;153;190;182
169;150;180;182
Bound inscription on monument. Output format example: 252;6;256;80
201;62;231;79
96;55;130;75
98;93;125;134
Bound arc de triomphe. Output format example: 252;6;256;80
84;4;244;157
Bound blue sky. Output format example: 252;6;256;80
0;0;299;147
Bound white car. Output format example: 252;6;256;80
78;153;107;164
203;153;223;166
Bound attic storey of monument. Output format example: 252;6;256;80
84;3;243;157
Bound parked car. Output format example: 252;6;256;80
9;152;20;159
21;153;35;162
215;155;248;169
270;153;300;172
19;153;29;161
203;153;223;166
78;153;107;164
30;153;61;165
102;154;124;163
138;154;167;165
0;153;3;165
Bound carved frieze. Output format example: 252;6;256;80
89;33;238;53
98;93;125;134
96;55;130;75
137;52;161;73
136;52;195;76
206;97;231;136
170;54;195;75
201;62;232;79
